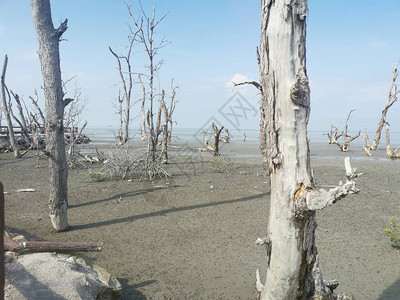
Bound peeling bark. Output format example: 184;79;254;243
257;1;356;299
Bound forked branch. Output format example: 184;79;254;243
327;109;360;152
295;157;360;212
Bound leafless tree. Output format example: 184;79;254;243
327;109;361;151
64;83;87;156
31;0;69;231
1;55;21;158
370;62;399;150
109;23;139;145
29;89;46;127
256;1;358;298
9;91;32;146
127;2;169;163
203;122;224;156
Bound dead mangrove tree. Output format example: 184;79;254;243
256;1;358;298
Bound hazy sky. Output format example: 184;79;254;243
1;0;400;134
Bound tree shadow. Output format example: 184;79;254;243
118;278;156;299
68;186;176;209
70;192;269;231
0;155;33;166
378;279;400;300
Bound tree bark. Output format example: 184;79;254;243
257;1;356;298
1;55;21;158
31;0;68;231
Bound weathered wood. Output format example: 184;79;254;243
212;123;224;156
327;109;361;152
371;63;399;150
257;1;355;299
3;235;103;253
31;0;68;231
220;128;230;143
385;124;400;159
362;126;372;156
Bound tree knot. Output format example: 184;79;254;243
291;69;310;108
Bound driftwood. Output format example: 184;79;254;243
4;235;103;253
327;109;360;152
371;63;399;150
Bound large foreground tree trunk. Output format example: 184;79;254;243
257;1;357;299
31;0;68;231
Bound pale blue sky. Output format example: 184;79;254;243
1;0;400;135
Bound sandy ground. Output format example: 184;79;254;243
1;140;400;299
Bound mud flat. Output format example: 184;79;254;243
1;140;399;299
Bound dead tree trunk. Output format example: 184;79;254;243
362;126;372;157
109;39;136;145
212;122;223;156
371;63;399;150
159;92;168;164
257;1;357;298
127;3;169;165
1;55;20;158
385;124;400;158
166;80;177;143
31;0;68;232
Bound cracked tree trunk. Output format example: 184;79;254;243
31;0;68;231
257;1;355;299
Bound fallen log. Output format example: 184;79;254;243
4;235;103;253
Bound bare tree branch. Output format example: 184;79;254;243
232;81;262;92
